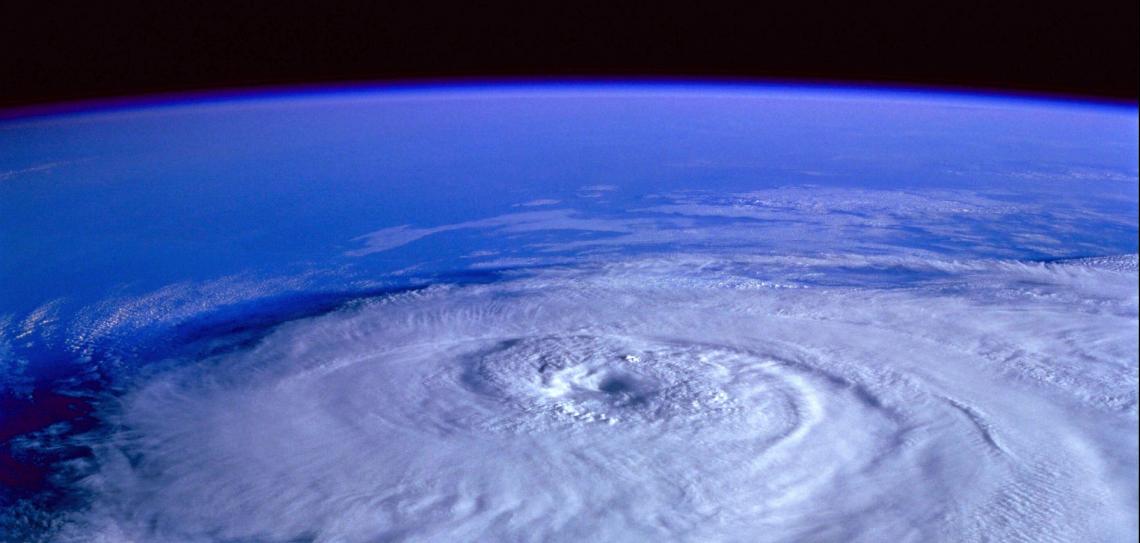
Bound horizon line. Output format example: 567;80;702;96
2;76;1136;122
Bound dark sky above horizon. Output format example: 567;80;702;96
2;1;1137;108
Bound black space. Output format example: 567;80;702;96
2;1;1137;108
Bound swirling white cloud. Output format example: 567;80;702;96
48;253;1138;542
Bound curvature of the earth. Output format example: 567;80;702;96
1;84;1137;542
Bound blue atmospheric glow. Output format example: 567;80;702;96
3;79;1136;122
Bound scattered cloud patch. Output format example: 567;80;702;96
347;209;646;257
515;199;562;207
0;161;67;182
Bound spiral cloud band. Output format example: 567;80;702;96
54;254;1138;542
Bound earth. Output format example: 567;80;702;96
1;83;1137;542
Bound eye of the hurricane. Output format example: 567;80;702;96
539;362;652;418
449;335;792;431
596;374;636;396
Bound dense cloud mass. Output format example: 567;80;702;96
48;254;1137;542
